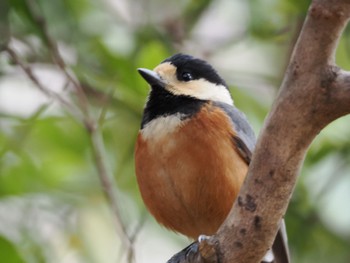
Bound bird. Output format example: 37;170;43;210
134;53;289;263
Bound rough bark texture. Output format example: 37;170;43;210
168;0;350;262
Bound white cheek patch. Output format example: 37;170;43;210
191;80;233;105
153;63;233;105
141;114;186;140
168;79;233;106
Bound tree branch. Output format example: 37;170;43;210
25;0;90;116
5;45;80;117
168;0;350;262
6;0;139;259
217;0;350;262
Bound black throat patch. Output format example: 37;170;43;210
141;87;206;129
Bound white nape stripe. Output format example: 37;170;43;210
168;79;234;106
194;81;233;105
141;114;186;140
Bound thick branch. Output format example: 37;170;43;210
216;0;350;262
168;0;350;262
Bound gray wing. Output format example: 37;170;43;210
214;101;256;164
214;101;290;263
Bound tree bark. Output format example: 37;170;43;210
168;0;350;262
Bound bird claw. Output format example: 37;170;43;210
198;235;210;243
167;235;219;263
167;242;200;263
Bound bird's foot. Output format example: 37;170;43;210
167;235;220;263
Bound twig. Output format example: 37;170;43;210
25;0;90;116
8;0;137;260
126;213;147;263
88;124;135;260
5;45;81;119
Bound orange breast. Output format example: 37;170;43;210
135;105;248;239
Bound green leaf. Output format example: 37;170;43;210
0;236;25;263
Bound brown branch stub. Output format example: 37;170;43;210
292;0;350;68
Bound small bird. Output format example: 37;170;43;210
135;53;289;263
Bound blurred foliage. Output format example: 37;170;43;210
1;0;350;262
0;236;25;263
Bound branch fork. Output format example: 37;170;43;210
169;0;350;262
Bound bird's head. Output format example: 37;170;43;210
137;54;233;128
138;53;233;105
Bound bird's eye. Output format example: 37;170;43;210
181;72;193;82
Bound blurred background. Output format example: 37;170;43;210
1;0;350;262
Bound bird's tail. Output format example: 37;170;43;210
262;219;290;263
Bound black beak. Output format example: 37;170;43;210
137;68;166;87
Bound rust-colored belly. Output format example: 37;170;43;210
135;107;248;239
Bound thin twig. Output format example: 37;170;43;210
8;0;137;259
5;45;81;118
126;213;147;263
88;125;134;254
25;0;90;116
